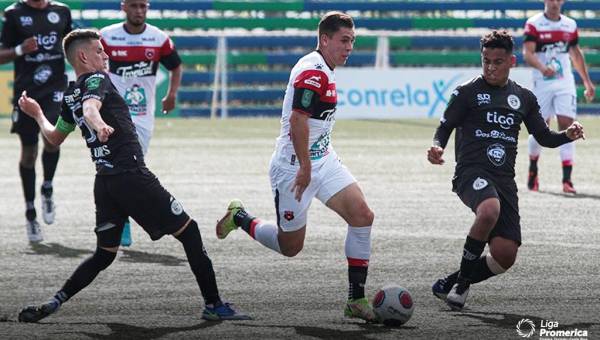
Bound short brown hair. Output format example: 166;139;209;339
63;29;101;64
318;11;354;38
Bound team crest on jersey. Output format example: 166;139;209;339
20;16;33;26
507;95;521;110
284;210;295;221
145;48;155;59
473;177;489;191
487;143;506;166
47;12;60;24
85;74;104;90
301;90;314;108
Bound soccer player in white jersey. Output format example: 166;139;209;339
100;0;182;246
216;12;378;323
523;0;594;194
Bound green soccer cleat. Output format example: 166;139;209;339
216;199;244;239
344;297;379;323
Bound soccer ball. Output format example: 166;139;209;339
372;285;414;326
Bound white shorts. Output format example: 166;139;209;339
269;152;356;232
533;87;577;120
134;124;152;156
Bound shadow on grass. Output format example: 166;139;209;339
26;242;92;258
119;249;186;267
455;310;598;330
235;322;415;340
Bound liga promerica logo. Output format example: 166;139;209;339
516;318;536;338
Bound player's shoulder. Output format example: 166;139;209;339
100;22;124;36
507;79;536;101
560;14;577;29
293;51;331;77
452;76;481;96
144;22;170;40
3;1;22;15
48;1;71;11
526;12;545;25
80;71;109;88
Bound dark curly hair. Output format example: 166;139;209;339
480;30;514;53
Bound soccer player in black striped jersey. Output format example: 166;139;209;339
0;0;72;242
427;31;585;311
16;29;249;322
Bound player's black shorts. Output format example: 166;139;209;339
452;167;521;245
93;166;189;247
11;95;62;146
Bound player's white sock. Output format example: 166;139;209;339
346;226;372;300
528;134;542;159
250;220;281;254
559;142;574;165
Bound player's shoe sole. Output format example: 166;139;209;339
345;297;379;323
216;199;243;239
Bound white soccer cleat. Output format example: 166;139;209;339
26;219;43;243
41;196;56;225
446;281;470;311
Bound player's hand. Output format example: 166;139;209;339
21;37;38;54
566;121;585;141
161;93;176;115
97;124;115;143
542;65;556;78
584;82;595;103
17;91;42;118
427;146;445;165
291;165;311;202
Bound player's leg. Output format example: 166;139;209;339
40;99;62;225
528;90;554;191
555;93;578;193
18;176;123;322
14;109;42;242
121;167;249;320
442;172;500;310
216;163;313;257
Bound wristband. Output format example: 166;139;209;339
15;44;23;56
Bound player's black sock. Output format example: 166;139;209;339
458;236;486;282
19;164;36;205
60;247;117;299
25;202;36;221
562;164;573;183
175;220;221;305
42;149;60;183
233;209;256;234
348;266;368;300
529;157;538;175
469;256;496;284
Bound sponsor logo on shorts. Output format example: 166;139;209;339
170;197;183;215
487;143;506;166
283;210;294;221
507;94;521;110
473;177;488;191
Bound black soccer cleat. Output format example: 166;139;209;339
18;301;59;323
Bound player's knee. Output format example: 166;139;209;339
280;241;303;257
20;147;38;168
94;247;117;271
350;204;375;227
475;200;500;227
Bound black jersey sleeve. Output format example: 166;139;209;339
159;37;182;70
433;86;469;148
81;73;110;103
0;11;18;48
523;90;571;147
63;8;73;36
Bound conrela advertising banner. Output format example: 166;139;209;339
335;67;534;119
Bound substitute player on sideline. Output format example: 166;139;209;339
428;31;585;311
216;12;378;323
100;0;182;246
523;0;594;194
16;29;248;322
0;0;72;242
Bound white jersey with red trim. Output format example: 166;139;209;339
524;13;578;92
273;51;338;170
100;23;178;132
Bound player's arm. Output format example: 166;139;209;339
17;91;70;146
159;38;182;114
428;87;468;165
522;23;555;78
525;92;585;147
0;12;38;64
82;98;114;143
569;45;595;102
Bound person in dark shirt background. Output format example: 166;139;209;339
0;0;72;242
427;30;585;311
16;29;249;323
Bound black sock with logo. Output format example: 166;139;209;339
458;236;486;282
